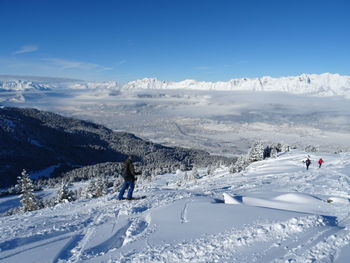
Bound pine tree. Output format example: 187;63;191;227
95;176;108;197
305;145;319;152
207;165;215;176
247;141;264;162
82;180;97;199
55;181;75;204
271;147;278;158
18;169;39;212
137;170;152;185
190;166;200;180
230;155;249;173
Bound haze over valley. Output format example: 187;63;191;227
1;73;350;155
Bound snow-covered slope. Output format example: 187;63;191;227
123;73;350;98
1;150;350;262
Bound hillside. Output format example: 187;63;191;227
0;107;226;187
0;150;349;262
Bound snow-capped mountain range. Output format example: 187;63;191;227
1;73;350;98
123;73;350;97
0;80;51;91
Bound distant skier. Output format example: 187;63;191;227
318;158;324;168
118;156;139;200
304;158;311;170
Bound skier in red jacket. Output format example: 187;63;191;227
318;158;324;168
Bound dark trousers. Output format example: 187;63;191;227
118;181;135;200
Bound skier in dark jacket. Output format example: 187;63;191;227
305;158;311;170
118;156;138;200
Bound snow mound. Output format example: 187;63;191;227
223;193;241;204
223;192;332;216
273;193;323;205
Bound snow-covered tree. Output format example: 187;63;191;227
95;176;108;197
18;169;40;212
207;165;215;176
82;180;97;199
305;145;319;152
179;164;188;171
191;166;200;179
137;170;152;185
270;147;279;158
113;176;124;193
272;142;290;154
230;155;249;173
176;167;201;187
80;176;109;199
55;182;75;204
247;141;264;162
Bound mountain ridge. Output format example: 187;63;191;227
0;107;227;187
123;73;350;97
1;73;350;98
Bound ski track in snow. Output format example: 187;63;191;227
118;216;329;263
180;201;191;224
1;150;350;262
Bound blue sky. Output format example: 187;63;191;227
0;0;349;82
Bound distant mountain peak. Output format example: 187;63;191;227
1;73;350;98
122;73;350;98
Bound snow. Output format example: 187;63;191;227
2;73;350;261
68;81;120;90
2;73;350;155
224;192;333;216
123;73;350;98
2;73;350;98
223;193;241;204
0;80;50;92
273;192;322;204
1;150;350;262
4;87;350;156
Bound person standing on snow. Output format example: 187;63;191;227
318;158;324;168
305;158;311;170
118;156;138;200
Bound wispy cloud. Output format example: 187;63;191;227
1;56;114;80
42;58;112;71
13;45;39;55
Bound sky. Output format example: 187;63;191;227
0;0;349;82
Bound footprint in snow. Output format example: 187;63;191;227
82;217;150;257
